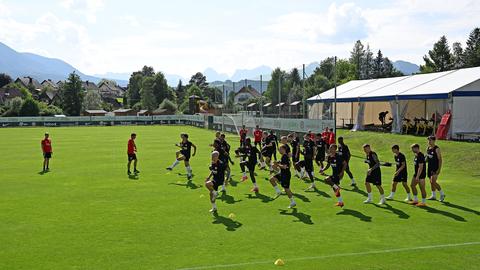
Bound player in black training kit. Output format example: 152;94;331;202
289;133;302;178
295;134;316;190
410;143;427;206
167;133;197;180
321;144;347;207
426;136;445;201
268;130;279;161
337;137;356;186
269;145;297;208
261;131;275;172
219;133;235;184
237;138;262;192
386;145;412;201
205;151;226;213
362;144;385;204
314;133;326;171
212;138;231;192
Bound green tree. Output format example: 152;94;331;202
452;42;465;69
464;27;480;67
83;90;103;110
2;97;23;116
141;66;155;77
336;59;356;83
265;68;287;105
287;68;302;89
152;72;171;106
0;73;12;88
362;44;374;79
126;72;143;107
176;79;186;105
140;77;157;110
61;72;84;116
420;35;453;73
188;72;208;90
19;97;40;116
373;50;384;78
158;98;177;113
38;102;63;116
350;40;365;79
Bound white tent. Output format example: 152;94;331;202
307;67;480;138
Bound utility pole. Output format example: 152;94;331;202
278;74;282;118
334;56;337;138
233;81;236;113
260;75;263;117
222;84;225;105
302;64;306;118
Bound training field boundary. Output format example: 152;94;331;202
176;241;480;270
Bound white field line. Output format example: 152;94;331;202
176;241;480;270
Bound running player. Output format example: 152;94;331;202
261;131;274;171
362;144;385;204
314;133;326;171
41;132;52;172
213;138;231;192
167;133;197;180
337;137;356;186
238;138;262;192
268;130;279;161
269;145;296;208
239;125;248;147
410;143;427;206
426;136;445;201
127;133;139;175
253;125;263;149
219;133;234;183
321;144;347;207
205;151;226;213
296;134;315;189
386;145;412;201
289;133;302;177
279;136;291;157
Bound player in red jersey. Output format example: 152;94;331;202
41;132;52;172
239;125;248;147
127;133;139;175
253;125;263;149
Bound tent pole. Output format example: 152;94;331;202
334;56;337;138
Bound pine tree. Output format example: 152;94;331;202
373;50;384;78
349;40;365;79
420;35;453;73
362;45;374;79
464;27;480;67
61;72;84;116
452;42;465;69
140;77;157;110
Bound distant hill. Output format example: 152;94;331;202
393;60;420;75
0;42;127;86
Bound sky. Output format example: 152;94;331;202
0;0;479;78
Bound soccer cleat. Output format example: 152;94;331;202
385;195;394;200
166;167;172;171
378;198;386;205
288;202;297;208
241;175;248;182
335;202;344;207
273;192;281;199
427;195;437;200
416;202;427;207
439;194;446;202
187;174;192;180
134;169;140;174
251;187;259;193
350;182;357;187
404;197;412;202
363;198;372;204
409;200;419;205
209;207;217;213
127;170;132;175
306;184;316;191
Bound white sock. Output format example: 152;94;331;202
431;191;437;197
333;184;339;190
368;193;372;199
422;198;426;203
186;166;192;175
414;195;418;201
171;159;179;168
440;190;445;196
212;202;216;208
389;192;395;197
274;185;281;193
407;193;411;199
290;197;295;203
380;194;385;199
351;178;356;183
253;182;258;188
242;172;247;177
338;196;343;203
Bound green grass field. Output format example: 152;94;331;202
1;125;479;270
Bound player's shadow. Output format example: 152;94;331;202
293;193;311;203
278;208;314;225
418;205;466;222
38;171;48;175
228;178;239;187
373;203;410;219
212;212;242;231
304;187;331;198
343;186;368;197
176;173;195;179
128;174;139;180
441;202;480;216
245;193;273;203
337;209;372;222
169;180;201;189
219;192;242;204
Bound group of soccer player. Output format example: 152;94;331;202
40;126;446;213
199;125;446;212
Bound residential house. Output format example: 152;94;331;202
234;86;261;104
113;108;136;116
0;86;23;104
98;81;125;108
39;79;59;105
84;109;108;116
15;76;42;98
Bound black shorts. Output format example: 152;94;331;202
427;166;438;178
247;162;256;172
298;159;314;172
262;149;273;159
315;153;325;162
254;141;262;148
128;153;137;161
212;178;224;191
180;151;191;161
366;172;382;185
43;152;52;159
275;172;291;189
413;173;426;180
393;173;408;182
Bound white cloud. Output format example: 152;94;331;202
60;0;105;23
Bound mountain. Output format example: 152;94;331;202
0;42;127;86
393;60;420;75
230;65;273;82
203;68;229;82
94;72;185;87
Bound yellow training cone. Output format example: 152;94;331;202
199;194;205;198
274;259;285;266
228;213;236;219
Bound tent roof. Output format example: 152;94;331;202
307;66;480;103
